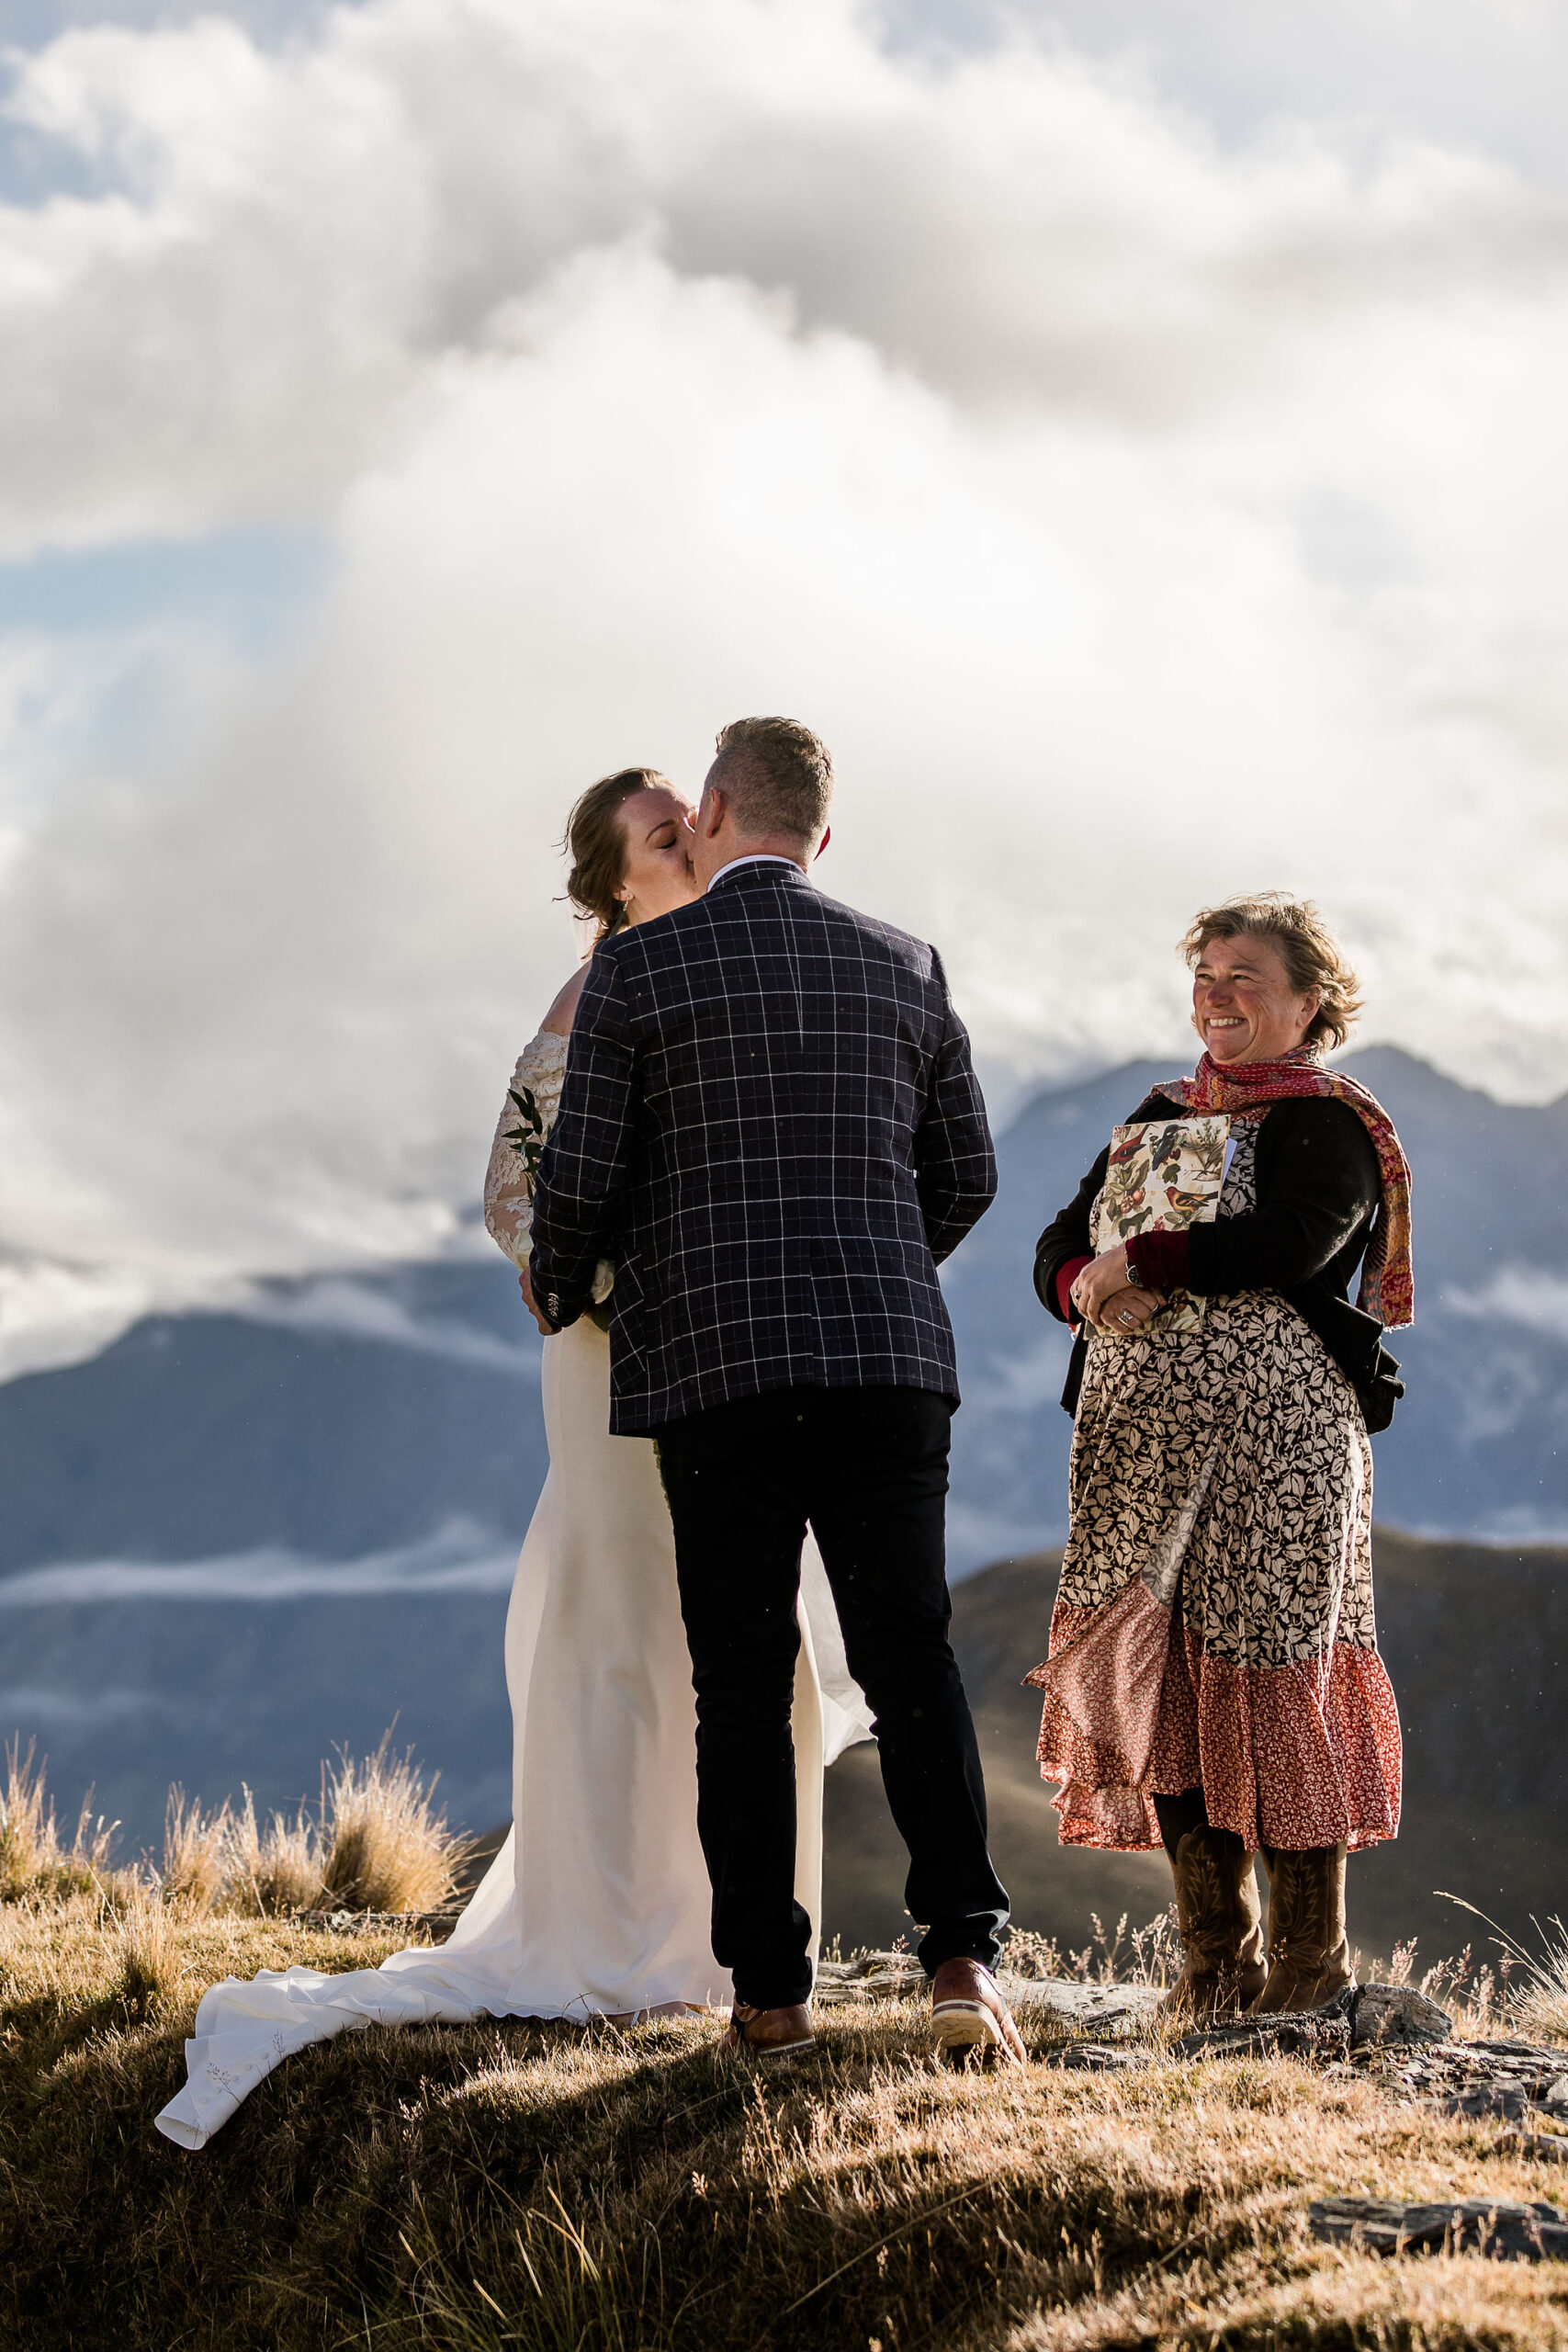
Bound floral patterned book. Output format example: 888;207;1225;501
1093;1114;1231;1335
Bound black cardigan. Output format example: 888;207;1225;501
1033;1090;1404;1429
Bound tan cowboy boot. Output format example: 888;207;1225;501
1158;1828;1267;2020
728;2001;816;2061
1247;1843;1352;2013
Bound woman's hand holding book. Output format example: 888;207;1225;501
1070;1244;1168;1337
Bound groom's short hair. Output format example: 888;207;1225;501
713;717;833;845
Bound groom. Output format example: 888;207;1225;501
527;716;1023;2063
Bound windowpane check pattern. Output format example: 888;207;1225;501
530;863;998;1433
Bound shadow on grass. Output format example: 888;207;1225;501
2;1991;1229;2352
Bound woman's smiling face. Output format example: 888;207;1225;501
1191;931;1321;1064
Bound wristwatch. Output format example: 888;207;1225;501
1122;1252;1144;1288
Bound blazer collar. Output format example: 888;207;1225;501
705;856;812;897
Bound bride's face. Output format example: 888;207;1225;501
615;786;699;925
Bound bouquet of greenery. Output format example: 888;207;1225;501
503;1083;546;1196
506;1078;615;1329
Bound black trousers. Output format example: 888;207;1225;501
654;1383;1010;2009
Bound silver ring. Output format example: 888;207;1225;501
1120;1310;1134;1326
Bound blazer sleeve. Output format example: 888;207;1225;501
1185;1096;1380;1295
911;949;998;1263
528;950;641;1329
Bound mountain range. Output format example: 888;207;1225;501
2;1044;1564;1942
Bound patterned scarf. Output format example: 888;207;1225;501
1164;1046;1414;1328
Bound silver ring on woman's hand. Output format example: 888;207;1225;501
1119;1309;1134;1326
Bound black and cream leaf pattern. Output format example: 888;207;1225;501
1068;1114;1379;1675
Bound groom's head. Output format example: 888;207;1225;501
691;717;834;889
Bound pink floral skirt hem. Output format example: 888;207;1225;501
1029;1591;1403;1855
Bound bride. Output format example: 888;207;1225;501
156;767;870;2151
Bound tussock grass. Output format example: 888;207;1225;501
161;1787;231;1914
317;1736;468;1915
4;1894;1568;2352
1520;1933;1568;2049
1495;1915;1568;2052
227;1786;328;1916
1431;1894;1568;2050
0;1740;118;1905
7;1735;466;1922
111;1885;186;2026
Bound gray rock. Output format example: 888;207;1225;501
1309;2197;1568;2262
812;1957;1165;2027
1546;2075;1568;2112
1175;1999;1352;2065
1350;1982;1453;2050
815;1951;925;2006
1044;2041;1153;2072
1498;2130;1568;2165
1440;2083;1534;2122
1006;1978;1164;2028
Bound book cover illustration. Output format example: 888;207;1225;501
1093;1115;1231;1336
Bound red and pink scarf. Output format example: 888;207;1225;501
1165;1046;1414;1328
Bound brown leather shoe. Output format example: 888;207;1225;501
1158;1828;1267;2021
728;2002;816;2060
931;1958;1026;2065
1247;1844;1353;2014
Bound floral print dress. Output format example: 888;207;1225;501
1026;1114;1403;1855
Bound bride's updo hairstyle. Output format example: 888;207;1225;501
1179;892;1364;1053
563;767;677;942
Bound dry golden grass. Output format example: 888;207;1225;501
226;1785;328;1916
161;1786;231;1914
5;1736;466;1924
1010;2245;1568;2349
0;1739;118;1905
1512;1919;1568;2052
3;1887;1568;2352
317;1736;468;1915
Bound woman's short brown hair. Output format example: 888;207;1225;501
563;767;675;942
1179;892;1364;1052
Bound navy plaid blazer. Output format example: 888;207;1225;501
529;860;997;1432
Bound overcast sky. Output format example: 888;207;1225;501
3;0;1567;1371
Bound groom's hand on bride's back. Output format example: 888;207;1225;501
518;1266;557;1336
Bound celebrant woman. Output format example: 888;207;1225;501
1028;894;1411;2018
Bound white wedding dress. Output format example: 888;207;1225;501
156;1032;872;2152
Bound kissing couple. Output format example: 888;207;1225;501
156;714;1021;2153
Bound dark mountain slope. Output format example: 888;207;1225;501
0;1260;546;1573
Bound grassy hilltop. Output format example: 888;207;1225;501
4;1893;1568;2351
5;1523;1568;2349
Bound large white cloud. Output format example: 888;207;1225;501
2;0;1567;1371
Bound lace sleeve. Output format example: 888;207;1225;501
483;1032;569;1272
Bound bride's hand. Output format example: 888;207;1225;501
1070;1245;1166;1336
